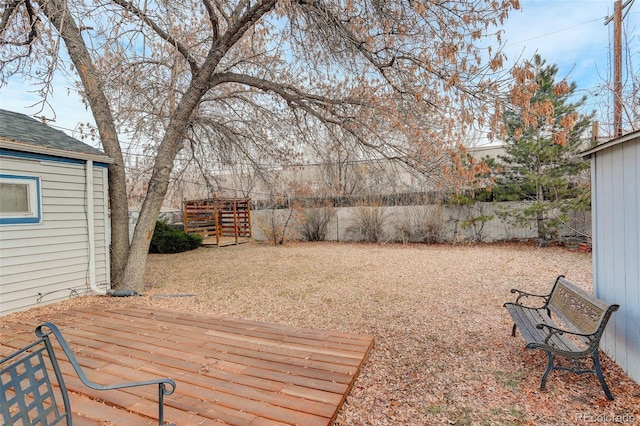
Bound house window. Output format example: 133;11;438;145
0;175;42;225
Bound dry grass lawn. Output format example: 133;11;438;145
7;241;640;425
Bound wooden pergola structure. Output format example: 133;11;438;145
183;197;251;247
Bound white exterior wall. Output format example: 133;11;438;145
591;137;640;385
251;202;586;243
0;154;110;315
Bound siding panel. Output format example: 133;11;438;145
610;145;627;367
622;141;640;381
2;270;90;294
0;226;89;240
0;234;88;249
592;136;640;386
0;155;109;315
1;248;89;269
594;148;616;353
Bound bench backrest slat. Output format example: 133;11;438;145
548;277;610;335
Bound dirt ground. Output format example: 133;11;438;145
6;241;640;425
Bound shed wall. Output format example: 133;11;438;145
591;137;640;384
0;155;110;315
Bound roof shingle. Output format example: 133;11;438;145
0;109;108;159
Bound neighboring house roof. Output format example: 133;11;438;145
0;109;112;163
582;129;640;158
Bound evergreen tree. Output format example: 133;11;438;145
496;55;594;244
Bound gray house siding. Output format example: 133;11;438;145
587;134;640;385
0;108;112;316
0;153;110;315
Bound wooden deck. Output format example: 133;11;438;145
0;305;374;425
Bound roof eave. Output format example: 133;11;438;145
582;129;640;159
0;138;114;164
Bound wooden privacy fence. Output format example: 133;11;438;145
183;198;251;246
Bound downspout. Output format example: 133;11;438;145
85;159;136;297
102;166;110;286
86;160;106;295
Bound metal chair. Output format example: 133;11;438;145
0;322;176;425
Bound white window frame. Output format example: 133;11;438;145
0;174;42;225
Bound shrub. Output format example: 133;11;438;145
392;205;448;244
349;204;387;242
257;207;301;245
299;205;336;241
149;221;202;253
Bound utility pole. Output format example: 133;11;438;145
605;0;635;138
613;0;623;137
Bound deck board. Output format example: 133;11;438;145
0;305;373;425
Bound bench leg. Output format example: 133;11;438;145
592;351;614;400
511;323;517;337
540;351;554;390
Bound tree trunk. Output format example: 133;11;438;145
39;0;280;292
123;140;181;292
39;0;130;287
536;159;546;246
120;64;222;291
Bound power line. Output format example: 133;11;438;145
505;17;604;47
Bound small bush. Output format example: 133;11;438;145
416;205;448;244
300;205;336;241
349;204;387;242
257;207;301;245
149;221;202;253
389;206;448;244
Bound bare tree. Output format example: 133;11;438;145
1;0;519;291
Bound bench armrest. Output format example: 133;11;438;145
535;322;595;346
509;288;550;308
35;322;176;425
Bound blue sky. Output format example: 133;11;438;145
0;0;637;140
501;0;639;135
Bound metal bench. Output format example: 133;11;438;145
0;322;176;425
504;275;619;400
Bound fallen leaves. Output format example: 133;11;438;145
5;241;639;425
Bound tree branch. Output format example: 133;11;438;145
0;0;39;48
202;0;220;40
110;0;200;74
